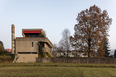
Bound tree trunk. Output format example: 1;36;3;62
88;38;91;57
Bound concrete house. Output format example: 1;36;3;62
11;24;53;63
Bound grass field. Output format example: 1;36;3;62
0;63;116;77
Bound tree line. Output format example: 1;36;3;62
51;5;112;57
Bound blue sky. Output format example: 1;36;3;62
0;0;116;50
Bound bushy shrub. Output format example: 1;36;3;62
0;55;12;62
38;52;47;58
48;53;53;58
0;54;15;62
0;44;3;51
38;53;42;58
0;45;15;62
0;42;15;62
0;50;10;56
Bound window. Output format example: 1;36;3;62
18;52;37;54
32;42;33;47
42;43;44;47
18;52;30;54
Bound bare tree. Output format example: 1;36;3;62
70;5;112;57
59;29;71;51
51;43;58;57
51;43;65;57
59;29;71;57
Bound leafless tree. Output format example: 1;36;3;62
59;29;71;52
51;43;58;57
58;29;71;57
51;43;65;57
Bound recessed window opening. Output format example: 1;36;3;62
24;33;41;37
32;42;33;47
18;52;37;54
42;43;44;47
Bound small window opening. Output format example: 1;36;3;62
32;42;33;47
42;43;44;47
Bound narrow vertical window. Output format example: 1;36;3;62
32;42;33;47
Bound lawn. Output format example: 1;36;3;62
0;63;116;77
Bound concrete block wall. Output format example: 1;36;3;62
36;57;116;64
16;54;36;63
16;37;52;54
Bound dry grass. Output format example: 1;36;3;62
0;63;116;77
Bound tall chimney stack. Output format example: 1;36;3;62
11;24;15;54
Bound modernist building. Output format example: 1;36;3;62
11;24;53;62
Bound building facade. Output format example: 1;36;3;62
12;25;53;62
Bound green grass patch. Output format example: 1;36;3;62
0;63;116;77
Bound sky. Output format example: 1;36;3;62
0;0;116;50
